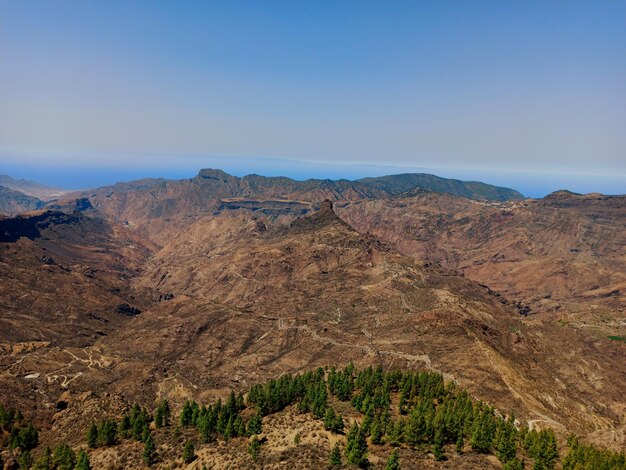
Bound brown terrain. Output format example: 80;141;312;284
336;190;626;336
0;169;624;468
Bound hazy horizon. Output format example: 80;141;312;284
1;150;625;198
1;1;624;197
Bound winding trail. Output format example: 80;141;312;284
276;317;458;383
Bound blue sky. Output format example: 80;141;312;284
0;1;624;196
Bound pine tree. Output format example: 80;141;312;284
329;443;342;466
234;415;246;437
387;419;404;447
155;399;170;428
503;458;524;470
433;428;445;461
182;440;195;463
324;407;337;431
470;412;493;453
33;445;52;470
87;423;98;448
141;424;151;443
180;401;194;427
75;450;91;470
247;414;262;435
118;414;131;439
385;449;400;470
98;419;117;447
371;416;383;445
495;422;517;463
226;415;237;439
20;423;39;450
226;391;237;416
346;423;368;466
455;434;464;454
405;407;425;448
334;413;345;434
247;435;261;461
143;434;156;466
52;444;76;470
19;450;33;469
536;429;558;470
132;414;145;441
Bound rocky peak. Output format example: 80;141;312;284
319;199;334;213
284;198;351;235
197;168;236;183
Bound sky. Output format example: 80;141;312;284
0;1;624;197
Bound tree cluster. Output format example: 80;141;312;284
4;363;626;470
179;390;258;443
0;404;38;452
562;436;626;470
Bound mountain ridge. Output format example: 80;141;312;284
0;174;68;200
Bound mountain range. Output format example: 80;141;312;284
0;168;624;469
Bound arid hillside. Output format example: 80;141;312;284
0;204;153;345
336;191;626;340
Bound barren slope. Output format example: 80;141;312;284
337;191;626;336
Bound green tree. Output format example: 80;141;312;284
247;435;261;461
371;416;383;445
97;419;117;447
132;414;145;441
453;431;464;451
33;445;52;470
143;434;156;466
538;430;558;470
87;423;98;448
182;440;195;464
387;419;404;447
323;407;344;434
405;407;426;448
503;458;524;470
246;414;262;435
19;450;33;469
155;405;164;428
234;415;246;437
141;424;151;443
385;449;400;470
75;450;91;470
346;423;368;467
495;422;517;463
433;428;445;461
52;444;76;470
155;399;171;428
118;414;131;439
324;408;337;431
180;401;194;427
19;423;39;450
329;443;342;466
470;412;494;454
